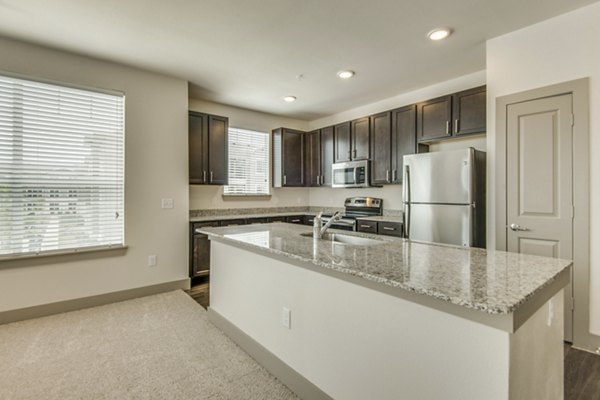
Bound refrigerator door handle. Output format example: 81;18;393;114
403;165;411;238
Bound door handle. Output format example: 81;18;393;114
386;169;390;183
454;119;459;133
203;170;207;182
445;121;450;134
210;171;213;183
509;223;529;232
392;169;397;182
283;175;287;185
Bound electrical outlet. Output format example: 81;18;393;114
148;255;157;267
161;198;174;209
281;307;291;329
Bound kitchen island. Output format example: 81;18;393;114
199;223;571;400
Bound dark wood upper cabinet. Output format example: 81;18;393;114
334;122;352;163
320;126;334;186
370;111;392;185
351;117;370;160
452;85;486;136
189;112;208;184
207;115;228;185
189;111;228;185
272;128;304;187
391;105;417;183
416;95;452;142
305;130;321;187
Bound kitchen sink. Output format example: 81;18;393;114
300;232;383;246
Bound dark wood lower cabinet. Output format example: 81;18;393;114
190;221;219;278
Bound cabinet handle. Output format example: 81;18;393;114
320;175;324;185
210;171;213;182
392;169;397;182
454;119;459;133
386;170;390;183
203;170;207;182
348;150;352;159
316;175;320;186
283;175;287;185
445;121;450;134
383;226;396;231
353;149;357;158
360;224;372;228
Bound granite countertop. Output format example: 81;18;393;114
356;215;404;223
198;223;572;316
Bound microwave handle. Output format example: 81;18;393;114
353;167;358;185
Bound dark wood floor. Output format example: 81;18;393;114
187;280;600;399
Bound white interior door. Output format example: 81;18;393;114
506;94;574;341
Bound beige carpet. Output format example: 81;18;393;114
0;290;298;399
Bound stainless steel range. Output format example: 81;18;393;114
321;197;383;231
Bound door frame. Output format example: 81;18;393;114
495;78;594;352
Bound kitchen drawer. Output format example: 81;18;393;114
220;219;246;226
246;217;268;224
269;216;286;222
378;221;403;237
357;220;378;233
192;221;220;232
285;215;304;224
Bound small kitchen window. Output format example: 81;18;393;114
224;127;269;196
0;73;125;259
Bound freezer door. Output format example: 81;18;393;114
406;203;472;247
403;149;473;204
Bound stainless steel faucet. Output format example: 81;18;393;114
313;211;343;239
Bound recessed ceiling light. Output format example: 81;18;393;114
337;70;355;79
283;96;296;102
427;28;452;41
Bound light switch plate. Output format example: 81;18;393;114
161;198;174;209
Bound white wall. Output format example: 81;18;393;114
0;37;189;312
486;2;600;334
188;98;310;210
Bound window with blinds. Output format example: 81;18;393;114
0;73;124;258
224;128;269;196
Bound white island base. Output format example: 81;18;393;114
207;240;565;400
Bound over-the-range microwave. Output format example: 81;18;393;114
331;160;372;188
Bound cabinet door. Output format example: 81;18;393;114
452;86;486;136
334;122;352;163
320;126;334;185
370;112;392;185
351;117;370;160
189;112;208;184
305;130;321;186
417;95;452;142
208;115;228;185
191;221;219;278
282;129;304;186
391;105;417;183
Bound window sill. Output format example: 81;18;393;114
0;244;128;268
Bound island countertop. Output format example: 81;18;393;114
199;222;571;325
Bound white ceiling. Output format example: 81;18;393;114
0;0;596;120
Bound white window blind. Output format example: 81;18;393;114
224;127;269;196
0;74;124;257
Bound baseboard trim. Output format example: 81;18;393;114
0;278;191;325
207;308;332;400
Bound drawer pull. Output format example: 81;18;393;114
383;227;396;231
360;225;373;228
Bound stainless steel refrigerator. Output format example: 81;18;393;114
402;148;486;248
